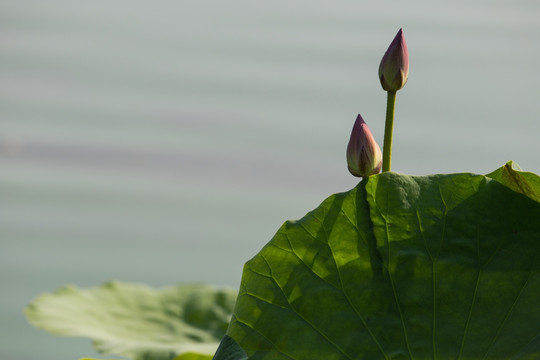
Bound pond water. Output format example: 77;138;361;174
2;1;539;359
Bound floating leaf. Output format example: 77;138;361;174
173;353;213;360
216;166;540;359
26;282;236;360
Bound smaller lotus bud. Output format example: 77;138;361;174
379;28;409;92
346;114;382;178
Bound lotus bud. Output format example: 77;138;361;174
347;114;382;177
378;28;409;92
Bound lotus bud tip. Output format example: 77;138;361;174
379;28;409;92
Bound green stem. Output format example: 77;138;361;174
382;91;396;172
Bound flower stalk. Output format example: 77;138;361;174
378;28;408;172
382;91;396;172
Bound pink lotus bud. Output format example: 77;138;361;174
346;114;382;177
378;28;409;92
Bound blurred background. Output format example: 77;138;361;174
2;1;539;359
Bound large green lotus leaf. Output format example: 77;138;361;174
215;169;540;359
26;282;236;360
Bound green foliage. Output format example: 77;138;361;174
25;282;236;360
216;165;540;359
26;164;540;360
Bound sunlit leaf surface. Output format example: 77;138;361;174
217;167;540;359
487;161;540;203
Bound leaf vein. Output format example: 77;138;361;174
282;232;341;292
381;191;414;359
259;255;355;360
232;316;296;360
482;260;538;359
456;226;481;360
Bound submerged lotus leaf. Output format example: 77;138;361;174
26;282;236;360
215;165;540;359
